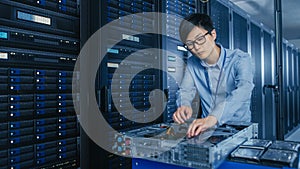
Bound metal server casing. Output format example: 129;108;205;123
114;122;258;169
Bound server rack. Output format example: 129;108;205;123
161;0;199;122
209;0;230;49
230;5;248;52
282;42;300;137
81;0;162;168
286;44;294;132
0;0;80;168
262;28;276;140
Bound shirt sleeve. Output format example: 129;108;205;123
209;54;255;125
176;66;197;107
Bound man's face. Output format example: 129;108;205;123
185;26;216;60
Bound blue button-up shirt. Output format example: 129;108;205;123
176;45;254;125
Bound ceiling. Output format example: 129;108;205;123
229;0;300;49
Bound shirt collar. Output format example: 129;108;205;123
199;44;225;69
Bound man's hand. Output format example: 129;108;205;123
172;106;193;124
186;115;217;138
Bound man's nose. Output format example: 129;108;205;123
193;42;201;50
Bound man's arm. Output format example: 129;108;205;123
173;67;197;124
176;67;196;107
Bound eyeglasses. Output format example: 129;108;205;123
184;31;211;50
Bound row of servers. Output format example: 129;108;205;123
283;42;300;134
84;0;161;168
104;0;161;168
0;0;80;168
210;0;300;139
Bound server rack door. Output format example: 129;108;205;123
292;48;298;127
288;47;295;130
297;50;300;124
210;0;230;49
262;30;276;140
287;45;294;131
232;11;248;52
282;42;289;135
250;22;263;138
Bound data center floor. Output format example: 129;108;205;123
285;126;300;142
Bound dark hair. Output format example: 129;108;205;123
179;13;214;43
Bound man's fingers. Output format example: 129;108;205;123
187;120;195;137
187;120;204;138
194;126;202;136
177;111;185;123
187;122;193;137
191;121;199;137
172;112;178;123
184;107;192;120
173;114;178;123
173;106;193;124
186;111;192;119
173;111;184;124
181;110;188;121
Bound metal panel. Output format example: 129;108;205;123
120;123;258;169
292;48;298;127
0;0;79;38
250;22;263;138
287;45;293;131
10;0;80;16
282;42;289;134
298;50;300;124
232;11;248;52
262;30;276;140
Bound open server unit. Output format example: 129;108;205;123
0;0;80;168
127;123;300;169
115;122;258;169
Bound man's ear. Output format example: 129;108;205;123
210;29;217;41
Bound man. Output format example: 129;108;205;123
173;13;254;138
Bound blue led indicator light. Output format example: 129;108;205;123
0;32;8;39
